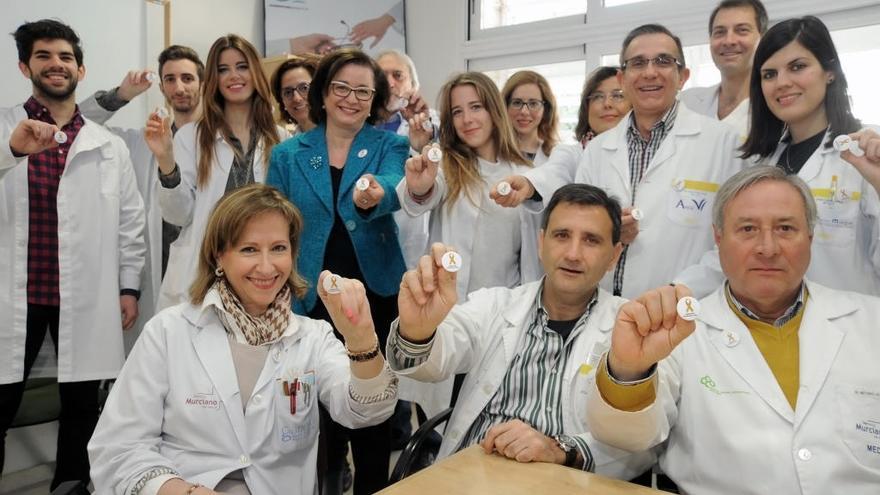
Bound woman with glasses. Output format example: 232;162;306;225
267;48;408;495
271;55;320;135
575;66;632;145
146;34;284;310
501;70;559;165
398;71;541;297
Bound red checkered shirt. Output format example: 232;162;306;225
23;96;85;306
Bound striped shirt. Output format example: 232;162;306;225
390;284;599;470
612;101;679;296
726;282;806;327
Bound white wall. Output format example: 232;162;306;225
404;0;466;109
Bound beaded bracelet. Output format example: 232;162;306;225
347;339;381;362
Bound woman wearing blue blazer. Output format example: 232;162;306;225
267;48;407;495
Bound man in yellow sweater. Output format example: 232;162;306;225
586;165;880;495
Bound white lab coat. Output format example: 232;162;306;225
387;281;656;480
575;104;746;298
89;293;397;495
586;280;880;495
157;124;285;310
679;85;750;139
675;128;880;297
0;105;146;384
521;142;584;211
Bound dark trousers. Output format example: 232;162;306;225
0;304;100;490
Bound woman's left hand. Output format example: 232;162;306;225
317;271;377;349
407;112;433;152
842;128;880;191
352;174;385;210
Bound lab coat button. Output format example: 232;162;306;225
273;350;282;362
252;394;262;404
240;455;249;464
345;220;356;231
797;448;812;461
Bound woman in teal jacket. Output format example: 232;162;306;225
266;48;407;495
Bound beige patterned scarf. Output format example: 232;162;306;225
213;278;292;346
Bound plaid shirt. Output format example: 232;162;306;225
23;97;85;306
612;101;679;296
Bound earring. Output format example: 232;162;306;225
828;77;835;84
215;266;224;277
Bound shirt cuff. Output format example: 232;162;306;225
569;436;595;472
140;474;180;495
349;362;398;404
595;353;657;412
159;164;181;188
120;288;141;300
95;87;130;111
387;321;434;370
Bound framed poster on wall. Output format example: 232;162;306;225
264;0;406;57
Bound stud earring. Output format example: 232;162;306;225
215;266;224;277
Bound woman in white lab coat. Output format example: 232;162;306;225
397;71;540;296
88;184;397;495
146;34;285;310
500;70;559;165
740;16;880;295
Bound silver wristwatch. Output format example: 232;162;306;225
554;434;578;467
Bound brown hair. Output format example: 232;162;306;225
195;34;280;188
574;66;621;142
501;70;559;157
307;47;390;126
270;54;320;124
190;184;308;304
437;72;530;208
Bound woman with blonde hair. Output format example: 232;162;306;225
89;184;397;495
146;34;285;310
501;70;559;165
398;71;541;296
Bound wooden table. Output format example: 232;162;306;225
378;446;663;494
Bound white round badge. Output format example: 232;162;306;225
322;274;342;294
676;296;700;321
357;149;368;159
631;208;644;221
156;107;169;120
496;181;512;196
421;119;433;132
440;251;463;273
426;146;443;163
53;131;67;144
145;72;158;83
356;177;370;191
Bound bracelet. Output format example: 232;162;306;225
409;186;434;204
346;338;381;362
186;484;202;494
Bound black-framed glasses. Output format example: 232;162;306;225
330;81;376;101
587;91;626;105
281;82;310;100
508;98;546;111
621;54;683;72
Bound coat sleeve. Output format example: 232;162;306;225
395;167;446;217
88;318;180;495
113;137;147;292
521;143;582;213
0;111;28;180
359;133;408;221
158;127;198;227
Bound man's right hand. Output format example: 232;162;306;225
609;284;697;381
144;110;174;173
404;144;441;197
398;243;459;342
489;175;535;208
620;206;640;245
9;119;59;156
116;69;154;102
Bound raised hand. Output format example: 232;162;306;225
116;69;154;102
401;91;429;120
397;243;459;342
489;174;534;208
143;110;174;174
317;271;377;351
609;284;697;381
406;111;433;151
352;174;385;210
619;206;640;245
404;144;441;197
8;119;60;156
841;128;880;193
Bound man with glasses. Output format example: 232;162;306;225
680;0;768;137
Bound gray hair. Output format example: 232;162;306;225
713;166;817;233
376;49;420;91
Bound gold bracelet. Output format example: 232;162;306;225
186;483;202;494
346;338;381;362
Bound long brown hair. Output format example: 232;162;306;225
437;72;530;208
501;70;559;157
196;34;280;188
190;184;308;304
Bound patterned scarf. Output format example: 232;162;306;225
213;278;292;346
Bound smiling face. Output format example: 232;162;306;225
618;32;689;121
378;53;414;99
710;6;761;77
507;82;545;141
760;40;831;137
19;38;84;101
587;76;631;135
217;48;254;105
159;58;201;114
323;62;375;131
216;211;293;316
451;83;495;160
280;66;312;125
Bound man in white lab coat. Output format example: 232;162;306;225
587;166;880;495
386;184;655;481
0;19;145;489
679;0;768;137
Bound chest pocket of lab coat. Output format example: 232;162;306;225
836;384;880;470
274;373;319;453
813;189;860;246
569;341;607;400
666;179;718;228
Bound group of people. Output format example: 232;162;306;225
1;0;879;494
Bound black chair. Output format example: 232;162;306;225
388;406;453;483
50;481;90;495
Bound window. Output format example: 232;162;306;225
833;24;880;124
476;0;586;30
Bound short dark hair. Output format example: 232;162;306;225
271;54;320;123
13;19;83;66
620;24;686;69
158;45;205;81
741;16;860;159
308;48;390;126
709;0;769;35
575;66;619;142
542;184;622;244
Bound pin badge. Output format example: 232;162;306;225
357;149;368;159
496;181;512;196
440;251;462;273
356;177;370;191
631;208;644;221
426;144;443;163
724;330;740;347
156;107;169;120
53;131;67;144
833;134;865;157
672;179;685;192
322;273;342;294
421;119;433;132
145;72;158;83
676;296;700;321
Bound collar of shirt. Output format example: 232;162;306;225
24;96;85;131
725;281;806;327
378;111;403;132
626;99;679;145
534;278;599;340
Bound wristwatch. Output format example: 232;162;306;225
554;434;578;467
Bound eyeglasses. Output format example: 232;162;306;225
587;91;626;105
281;82;310;100
621;54;683;72
329;81;376;101
508;98;546;111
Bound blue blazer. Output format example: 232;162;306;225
267;124;409;314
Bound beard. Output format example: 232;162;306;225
167;93;198;114
31;69;78;101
